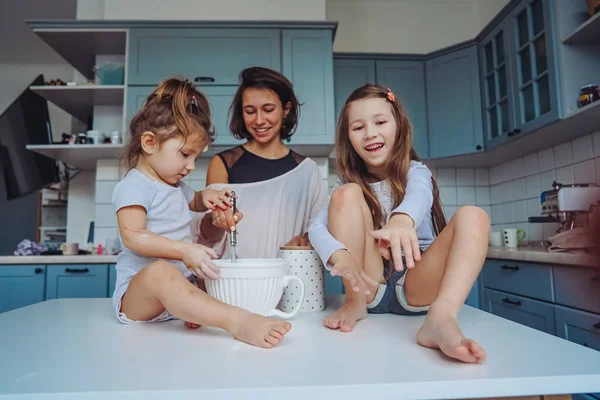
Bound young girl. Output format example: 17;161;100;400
193;67;328;258
112;77;291;349
309;84;489;363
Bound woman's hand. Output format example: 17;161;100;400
368;213;421;272
200;188;233;212
212;207;243;233
182;244;221;280
284;233;310;247
329;250;379;295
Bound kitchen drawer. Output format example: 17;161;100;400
554;266;600;315
483;288;556;335
482;260;554;302
555;305;600;352
128;28;281;85
46;264;109;300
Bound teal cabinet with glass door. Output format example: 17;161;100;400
480;0;560;150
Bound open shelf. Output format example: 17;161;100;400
31;29;127;79
562;12;600;44
31;85;124;122
26;144;124;171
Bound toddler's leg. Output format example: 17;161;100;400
402;206;489;363
325;183;385;332
185;278;206;329
121;261;291;348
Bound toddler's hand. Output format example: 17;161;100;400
369;213;421;272
201;188;233;212
182;244;220;280
329;250;378;295
284;234;310;247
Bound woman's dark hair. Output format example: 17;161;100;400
229;67;300;141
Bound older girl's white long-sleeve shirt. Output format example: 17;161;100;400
308;160;436;269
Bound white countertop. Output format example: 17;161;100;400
0;255;117;265
1;297;599;400
486;245;600;268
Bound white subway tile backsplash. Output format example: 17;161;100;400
513;200;528;222
523;153;539;175
437;168;456;185
491;204;502;224
456;168;475;186
499;181;514;203
525;174;541;199
481;206;492;221
95;204;118;228
489;165;501;185
573;160;595;184
538;148;555;172
439;186;458;205
476;186;491;205
490;185;502;205
95;181;117;204
593;131;600;157
527;223;542;241
572;134;593;163
556;165;575;184
553;142;573;168
538;170;556;190
456;187;476;205
510;158;525;180
526;198;541;217
475;168;489;185
511;178;526;201
501;202;513;224
498;163;512;183
444;206;458;220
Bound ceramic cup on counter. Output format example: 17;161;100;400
278;245;325;313
489;231;503;247
60;242;79;255
503;228;526;248
205;258;305;319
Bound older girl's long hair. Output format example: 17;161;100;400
123;77;213;172
336;84;447;250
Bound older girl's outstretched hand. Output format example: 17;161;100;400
329;250;379;295
369;213;421;272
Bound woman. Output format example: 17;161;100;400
193;67;328;259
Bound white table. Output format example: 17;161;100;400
1;298;599;400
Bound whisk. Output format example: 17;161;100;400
230;191;238;263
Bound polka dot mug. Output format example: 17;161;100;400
278;245;325;313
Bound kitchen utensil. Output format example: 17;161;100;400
205;258;305;319
230;191;238;263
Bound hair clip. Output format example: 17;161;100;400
191;95;199;108
386;88;395;103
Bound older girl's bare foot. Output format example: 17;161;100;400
324;298;367;332
185;321;200;329
417;304;486;363
231;311;291;348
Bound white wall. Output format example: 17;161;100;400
77;0;327;20
326;0;511;54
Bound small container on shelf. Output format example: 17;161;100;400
577;84;600;108
94;62;125;85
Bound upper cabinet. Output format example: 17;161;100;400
376;61;429;159
426;45;484;159
282;30;335;145
480;0;561;149
333;59;376;121
128;28;282;86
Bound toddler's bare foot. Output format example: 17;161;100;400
230;311;291;348
185;321;200;329
324;298;367;332
417;304;486;363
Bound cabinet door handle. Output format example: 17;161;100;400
65;268;89;274
593;322;600;329
500;264;520;271
194;76;215;83
476;145;482;150
507;130;515;137
502;297;522;306
514;129;522;134
34;268;43;274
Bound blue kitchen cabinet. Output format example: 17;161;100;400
108;264;117;298
282;29;335;145
484;288;556;334
333;58;376;121
480;0;561;150
128;28;281;86
45;264;109;299
126;85;239;147
426;45;484;158
0;265;46;313
375;60;429;159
